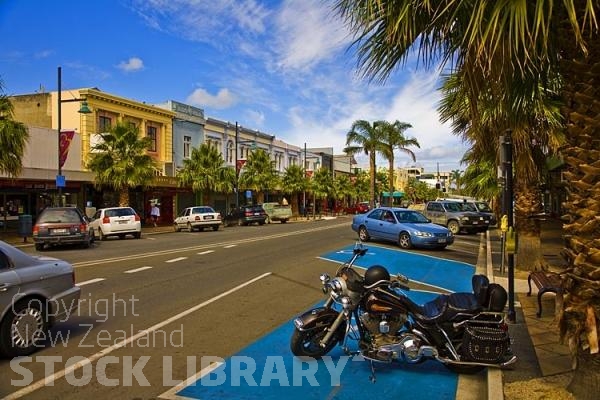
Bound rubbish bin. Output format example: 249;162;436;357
18;214;33;238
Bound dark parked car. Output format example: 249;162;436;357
0;240;80;357
224;205;267;226
32;207;94;250
344;202;370;214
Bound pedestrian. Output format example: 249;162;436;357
150;203;160;227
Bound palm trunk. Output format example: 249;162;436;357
514;179;545;271
119;188;129;207
369;152;376;208
388;158;394;207
557;8;600;396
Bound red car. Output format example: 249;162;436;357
345;202;370;214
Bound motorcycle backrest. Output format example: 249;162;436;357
486;283;508;311
472;274;490;305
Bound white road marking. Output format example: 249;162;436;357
124;266;153;274
197;250;214;255
159;361;224;399
76;278;105;286
166;257;188;263
2;272;273;400
223;244;236;248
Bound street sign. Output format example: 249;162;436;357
56;175;66;188
245;190;252;199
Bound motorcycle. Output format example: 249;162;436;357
290;243;517;375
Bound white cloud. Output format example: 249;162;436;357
186;88;237;109
117;57;144;72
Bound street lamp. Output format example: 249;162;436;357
234;122;256;209
57;66;91;206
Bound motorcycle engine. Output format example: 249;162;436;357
360;312;406;346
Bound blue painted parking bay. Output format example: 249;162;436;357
175;245;475;399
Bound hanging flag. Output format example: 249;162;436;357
236;159;247;173
59;130;76;169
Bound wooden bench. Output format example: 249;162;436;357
527;271;562;317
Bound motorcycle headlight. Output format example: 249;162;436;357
340;296;352;310
328;277;348;296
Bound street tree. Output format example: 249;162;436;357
344;120;383;209
282;164;307;217
177;143;234;206
238;148;278;204
0;80;29;177
377;120;419;206
87;122;157;207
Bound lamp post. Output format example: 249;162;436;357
303;143;307;218
57;66;91;206
235;122;239;210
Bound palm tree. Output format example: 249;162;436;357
378;120;419;206
344;120;383;208
333;1;600;395
177;143;234;206
281;164;307;217
238;149;278;204
332;174;353;213
311;166;333;219
86;122;157;207
0;80;29;177
449;170;463;195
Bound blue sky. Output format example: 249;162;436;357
0;0;468;173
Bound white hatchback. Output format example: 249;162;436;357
89;207;142;240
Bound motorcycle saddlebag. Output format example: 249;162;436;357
461;324;510;363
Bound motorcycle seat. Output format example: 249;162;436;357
416;292;482;323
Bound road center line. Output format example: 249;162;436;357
3;272;273;400
166;257;187;263
124;266;153;274
223;244;236;248
76;278;105;286
197;250;214;255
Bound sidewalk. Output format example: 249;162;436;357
488;219;572;399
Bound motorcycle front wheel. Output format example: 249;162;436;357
290;327;338;358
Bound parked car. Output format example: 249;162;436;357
223;205;267;226
89;207;142;240
439;198;497;227
351;207;454;249
345;202;370;214
423;200;490;234
0;240;81;357
262;202;292;223
173;206;222;232
32;207;94;251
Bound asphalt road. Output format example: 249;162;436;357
0;217;481;399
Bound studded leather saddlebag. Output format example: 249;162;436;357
461;325;510;363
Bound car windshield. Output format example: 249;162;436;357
38;209;81;223
460;203;478;212
475;202;492;212
394;210;429;223
443;202;462;212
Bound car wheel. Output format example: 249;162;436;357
134;231;142;239
447;221;460;235
118;234;126;239
358;226;370;242
398;232;412;249
237;218;244;227
187;222;194;232
212;225;220;231
34;243;44;251
174;223;181;232
259;221;265;226
98;228;106;241
281;219;287;224
0;299;47;358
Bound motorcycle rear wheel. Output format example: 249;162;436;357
290;328;338;358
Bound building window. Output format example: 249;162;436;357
147;126;157;152
183;135;191;158
227;141;233;163
99;116;111;132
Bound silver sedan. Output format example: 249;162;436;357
0;240;80;357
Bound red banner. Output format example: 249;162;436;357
59;130;75;169
236;159;247;172
305;170;313;178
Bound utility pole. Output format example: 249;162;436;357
235;122;239;210
303;143;307;219
501;130;516;323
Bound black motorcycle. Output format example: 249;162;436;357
291;243;516;374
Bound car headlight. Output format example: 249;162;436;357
461;216;470;221
414;231;433;237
